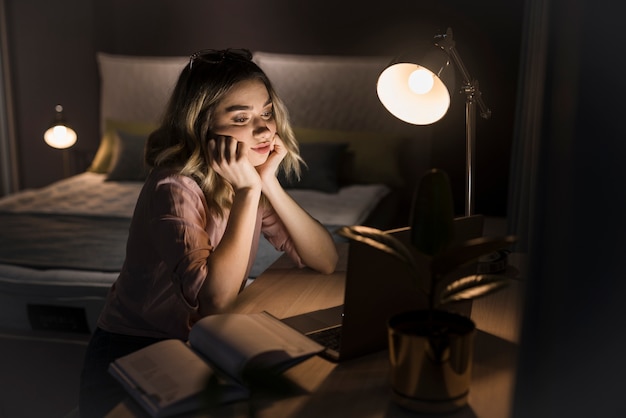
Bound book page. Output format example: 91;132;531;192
189;312;323;380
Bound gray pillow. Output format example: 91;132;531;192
279;142;348;193
105;131;150;182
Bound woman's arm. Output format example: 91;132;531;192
257;137;338;274
262;179;338;274
200;187;261;314
199;137;263;315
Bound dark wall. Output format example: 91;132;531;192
5;0;524;216
5;0;99;189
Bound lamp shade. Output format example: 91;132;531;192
376;50;455;125
43;104;77;149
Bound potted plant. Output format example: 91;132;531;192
337;168;515;414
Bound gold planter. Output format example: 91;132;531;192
387;310;475;414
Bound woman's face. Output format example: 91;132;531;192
211;78;277;167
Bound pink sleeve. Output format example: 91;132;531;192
148;176;214;309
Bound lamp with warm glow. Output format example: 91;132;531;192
377;27;490;216
43;104;77;149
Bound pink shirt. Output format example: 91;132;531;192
97;167;303;340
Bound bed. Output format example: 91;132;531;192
0;51;432;333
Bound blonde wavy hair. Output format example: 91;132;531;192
145;52;302;218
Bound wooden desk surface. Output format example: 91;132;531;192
109;244;524;418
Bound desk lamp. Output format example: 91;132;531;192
377;27;490;216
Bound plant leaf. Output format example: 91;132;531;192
438;274;511;305
337;225;418;272
432;235;516;278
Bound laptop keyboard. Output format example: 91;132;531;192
306;326;342;351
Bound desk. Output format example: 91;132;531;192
109;245;524;418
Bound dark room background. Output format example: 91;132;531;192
3;0;525;216
5;2;626;416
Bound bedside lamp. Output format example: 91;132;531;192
43;104;77;177
43;104;77;150
377;27;490;216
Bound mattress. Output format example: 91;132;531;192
0;172;389;332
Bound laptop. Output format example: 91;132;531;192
280;215;485;362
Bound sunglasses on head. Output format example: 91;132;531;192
188;48;253;69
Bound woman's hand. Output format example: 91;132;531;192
255;134;286;185
208;136;262;191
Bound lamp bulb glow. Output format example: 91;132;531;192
44;124;77;149
408;67;435;95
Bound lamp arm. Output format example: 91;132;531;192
434;27;493;216
435;28;491;120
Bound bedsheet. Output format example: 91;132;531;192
0;173;389;274
0;213;128;271
0;172;389;225
0;172;140;217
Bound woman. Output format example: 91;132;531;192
79;48;338;417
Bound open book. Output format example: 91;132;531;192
108;311;324;418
